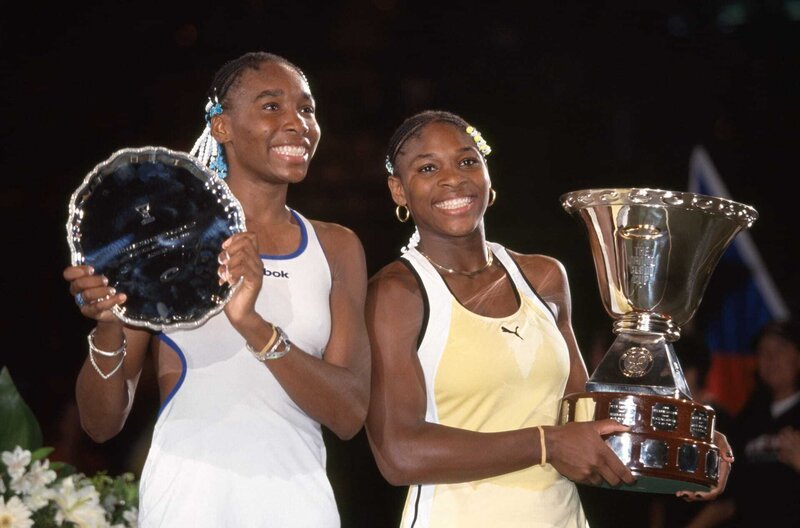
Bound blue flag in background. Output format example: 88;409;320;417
688;146;790;416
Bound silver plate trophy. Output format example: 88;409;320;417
557;188;757;494
66;146;246;331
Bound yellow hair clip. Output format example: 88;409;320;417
466;125;492;157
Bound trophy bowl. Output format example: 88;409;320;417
558;188;757;493
66;146;246;331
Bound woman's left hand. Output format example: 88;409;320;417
676;430;734;502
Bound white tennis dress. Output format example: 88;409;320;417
138;209;338;527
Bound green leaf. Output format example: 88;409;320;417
51;461;77;476
31;446;55;462
0;366;43;452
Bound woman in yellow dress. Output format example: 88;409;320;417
364;110;731;527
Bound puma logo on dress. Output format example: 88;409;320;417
501;325;523;340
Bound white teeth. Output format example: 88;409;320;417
435;197;473;210
272;145;306;157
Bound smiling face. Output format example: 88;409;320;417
388;121;491;241
211;60;320;185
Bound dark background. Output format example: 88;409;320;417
2;1;799;526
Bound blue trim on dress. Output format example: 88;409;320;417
156;333;187;417
260;209;308;260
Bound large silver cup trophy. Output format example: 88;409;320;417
557;188;757;494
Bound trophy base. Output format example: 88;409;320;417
559;391;720;494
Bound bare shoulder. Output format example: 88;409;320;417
505;249;566;278
307;219;367;291
366;260;426;347
505;249;564;269
309;219;364;254
367;260;423;312
501;248;570;300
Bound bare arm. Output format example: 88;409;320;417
364;259;635;487
64;265;152;442
222;224;370;440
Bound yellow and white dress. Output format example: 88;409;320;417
399;242;588;528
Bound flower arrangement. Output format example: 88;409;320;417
0;367;139;527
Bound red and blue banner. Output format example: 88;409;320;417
688;146;790;416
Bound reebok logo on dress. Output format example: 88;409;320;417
264;269;289;278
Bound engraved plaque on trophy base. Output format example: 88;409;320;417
559;392;720;493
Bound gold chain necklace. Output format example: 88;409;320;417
417;245;494;277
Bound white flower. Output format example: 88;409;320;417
123;506;138;527
0;445;139;527
45;475;109;528
21;487;49;512
101;492;118;512
11;458;57;496
108;506;139;528
2;447;31;480
0;496;34;528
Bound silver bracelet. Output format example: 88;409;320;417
87;328;127;357
246;325;292;361
87;328;127;380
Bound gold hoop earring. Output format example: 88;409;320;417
488;188;497;207
395;204;411;223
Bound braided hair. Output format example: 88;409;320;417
190;52;309;179
384;110;472;176
384;110;492;253
209;52;309;108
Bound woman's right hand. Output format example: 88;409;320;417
63;265;127;324
217;232;263;328
545;419;636;487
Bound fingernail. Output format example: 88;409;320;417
108;288;116;296
87;266;94;274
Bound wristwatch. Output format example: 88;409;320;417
246;325;292;361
